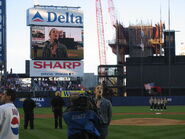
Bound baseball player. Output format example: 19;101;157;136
149;97;154;110
153;97;157;111
0;89;20;139
163;97;168;110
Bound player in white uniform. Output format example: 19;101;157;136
0;89;20;139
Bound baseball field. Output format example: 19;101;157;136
19;106;185;139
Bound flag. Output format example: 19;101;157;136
144;83;155;90
152;86;162;93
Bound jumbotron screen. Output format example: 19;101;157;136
31;26;83;60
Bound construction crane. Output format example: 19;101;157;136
108;0;124;64
96;0;125;96
108;0;117;27
96;0;107;65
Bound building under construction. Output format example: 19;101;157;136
98;22;185;96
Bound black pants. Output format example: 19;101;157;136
98;124;109;139
24;112;34;129
53;109;62;129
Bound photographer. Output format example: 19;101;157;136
63;92;101;139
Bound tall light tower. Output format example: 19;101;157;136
0;0;7;74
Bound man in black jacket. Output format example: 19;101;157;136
23;95;36;129
51;91;65;129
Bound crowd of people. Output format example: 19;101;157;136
0;75;29;92
0;75;85;92
32;79;84;92
149;97;168;111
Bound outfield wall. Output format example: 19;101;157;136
14;96;185;108
111;96;185;106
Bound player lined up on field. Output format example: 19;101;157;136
149;97;168;111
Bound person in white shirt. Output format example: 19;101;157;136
0;89;20;139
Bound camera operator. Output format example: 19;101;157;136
95;85;112;139
63;92;101;139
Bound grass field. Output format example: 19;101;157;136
19;106;185;139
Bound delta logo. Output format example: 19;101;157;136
31;10;83;24
32;11;44;22
11;117;19;135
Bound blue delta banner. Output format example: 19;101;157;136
27;8;83;27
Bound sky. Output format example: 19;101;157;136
6;0;185;74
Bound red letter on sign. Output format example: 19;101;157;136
53;62;63;69
64;62;72;69
34;61;42;69
73;62;81;69
43;61;52;68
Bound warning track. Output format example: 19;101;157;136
20;112;185;126
20;112;185;119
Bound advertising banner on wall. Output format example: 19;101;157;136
31;26;83;60
29;60;84;77
61;90;86;97
16;98;51;108
27;8;83;27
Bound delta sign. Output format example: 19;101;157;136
27;7;83;27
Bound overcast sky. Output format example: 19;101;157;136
6;0;185;74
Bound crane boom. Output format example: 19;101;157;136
108;0;117;26
96;0;106;65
